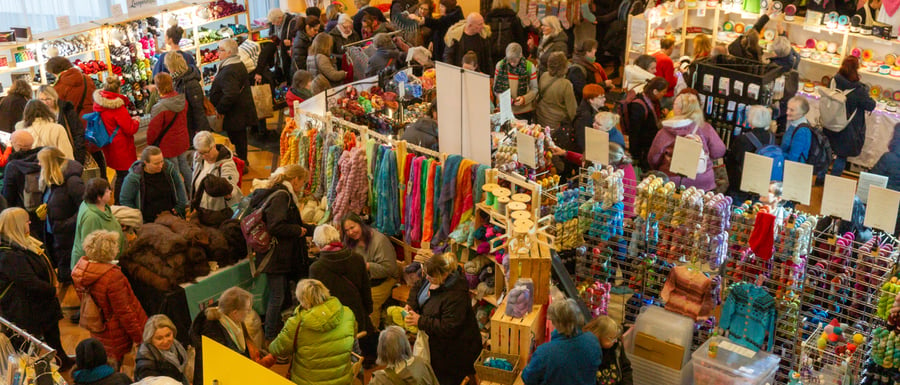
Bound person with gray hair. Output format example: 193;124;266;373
309;223;375;358
782;95;812;164
190;131;242;225
329;13;360;56
493;42;538;120
370;326;440;385
768;36;799;72
267;7;300;83
522;298;601;385
727;105;776;196
119;145;188;222
134;314;189;384
366;33;403;77
208;38;256;163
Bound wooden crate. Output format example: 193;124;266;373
506;236;552;305
490;302;546;365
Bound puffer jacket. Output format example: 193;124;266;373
172;67;211;135
247;185;315;276
269;297;357;385
71;201;126;270
538;33;568;73
71;259;148;360
825;73;876;157
0;93;27;133
209;56;257;133
58;99;87;164
147;93;189;158
870;124;900;191
647;118;727;191
535;73;577;130
15;118;74;159
190;144;242;211
1;147;41;209
407;267;482;380
292;31;314;71
93;90;139;171
0;239;62;334
119;159;188;218
45;160;85;272
54;67;95;128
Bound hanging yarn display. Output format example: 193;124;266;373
332;147;369;224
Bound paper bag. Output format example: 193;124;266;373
251;84;274;120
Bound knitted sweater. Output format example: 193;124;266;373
720;283;776;352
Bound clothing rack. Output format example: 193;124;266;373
331;115;443;159
0;317;53;362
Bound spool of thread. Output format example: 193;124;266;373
511;210;531;221
483;183;499;206
508;201;527;214
495;196;510;213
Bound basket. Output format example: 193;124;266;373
474;350;520;385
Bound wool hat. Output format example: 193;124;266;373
583;84;605;101
75;338;108;370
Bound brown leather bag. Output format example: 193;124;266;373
78;286;107;333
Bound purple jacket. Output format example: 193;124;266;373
648;120;727;191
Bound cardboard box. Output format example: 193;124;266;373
633;332;687;371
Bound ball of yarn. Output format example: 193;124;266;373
854;333;865;345
818;337;828;349
824;325;834;335
828;333;840;343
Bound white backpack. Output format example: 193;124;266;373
816;79;856;132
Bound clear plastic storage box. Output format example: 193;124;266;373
692;336;781;385
633;306;695;366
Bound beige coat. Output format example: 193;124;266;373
15;119;74;159
535;74;577;129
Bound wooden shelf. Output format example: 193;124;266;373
63;47;106;59
193;11;248;27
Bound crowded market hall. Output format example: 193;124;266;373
0;0;899;383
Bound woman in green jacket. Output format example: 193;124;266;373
269;279;357;385
71;178;125;271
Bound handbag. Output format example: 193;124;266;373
286;318;303;378
251;83;274;120
203;96;224;132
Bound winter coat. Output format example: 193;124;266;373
536;73;577;130
573;100;619;153
0;93;27;133
627;93;661;164
248;185;315;275
0;240;61;334
71;202;126;270
45;160;85;268
653;51;676;97
268;297;357;385
190;144;242;212
1;147;41;208
92;90;139;171
72;368;132;385
15;118;74;159
285;87;312;117
353;229;399;282
485;7;527;69
309;54;347;92
269;13;301;80
423;6;464;63
825;73;876;157
152;50;196;77
310;247;374;333
147;93;189;158
728;126;775;193
71;258;148;360
648;119;727;191
781;117;812;163
54;67;95;128
567;56;604;103
597;341;633;385
623;64;656;93
401;117;439;150
329;27;361;56
292;31;314;71
870;124;900;191
133;342;188;385
769;50;800;72
538;33;568;73
523;330;602;385
370;357;440;385
120;159;188;218
367;48;403;78
209;56;257;133
444;21;493;74
407;267;481;379
172;67;211;135
189;309;253;385
57;99;87;164
727;15;769;62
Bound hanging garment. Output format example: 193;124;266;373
375;146;401;236
332;147;369;223
405;156;425;245
720;282;777;352
436;155;463;244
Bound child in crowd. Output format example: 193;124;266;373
285;70;314;117
462;51;478;71
584;316;633;385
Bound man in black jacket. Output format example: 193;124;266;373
444;13;492;75
209;39;257;163
267;8;300;84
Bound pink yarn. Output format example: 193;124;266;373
332;147;369;223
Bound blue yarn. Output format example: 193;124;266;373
375;146;400;236
485;357;513;371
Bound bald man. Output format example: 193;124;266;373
444;13;492;75
9;130;34;153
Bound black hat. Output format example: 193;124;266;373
75;338;108;370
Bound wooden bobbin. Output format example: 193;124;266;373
507;201;528;215
512;219;535;235
510;210;531;221
495;196;510;213
483;183;500;205
511;193;531;205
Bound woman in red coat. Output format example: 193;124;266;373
71;229;148;367
147;73;191;188
92;76;139;204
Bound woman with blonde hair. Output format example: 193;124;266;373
269;279;357;385
134;314;189;384
17;99;74;159
585;316;633;385
0;207;75;370
405;252;481;385
692;34;712;60
308;33;347;93
71;230;148;367
648;90;727;190
249;164;316;341
166;52;210;135
537;15;568;73
38;146;84;283
36;85;87;164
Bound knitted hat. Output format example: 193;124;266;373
583;84;605;101
75;338;108;370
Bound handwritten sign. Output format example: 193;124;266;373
782;161;812;204
864;187;900;234
128;0;158;9
857;172;888;204
584;129;609;165
669;136;702;179
740;152;773;196
516;131;536;168
821;175;857;220
499;89;514;124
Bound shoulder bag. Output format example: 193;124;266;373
152;114;179;147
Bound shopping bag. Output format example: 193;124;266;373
203;96;224;132
251;84;274;120
413;330;430;365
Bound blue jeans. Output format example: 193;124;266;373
167;151;193;191
265;273;287;340
830;156;847;176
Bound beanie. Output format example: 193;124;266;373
583;84;605;101
75;338;108;370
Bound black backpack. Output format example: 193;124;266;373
801;123;833;175
488;17;515;65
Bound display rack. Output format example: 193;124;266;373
0;316;64;385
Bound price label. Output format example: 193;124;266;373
56;16;71;29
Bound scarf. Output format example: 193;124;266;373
322;242;344;251
494;59;530;98
280;181;302;211
218;311;247;352
73;365;115;383
160;343;187;371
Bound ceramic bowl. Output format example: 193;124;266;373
880;65;892;75
888;102;898;112
800;48;813;58
892;67;900;77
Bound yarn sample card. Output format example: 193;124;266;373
670;136;703;179
517;131;537;168
584;129;609;165
864;187;899;234
782;160;812;204
740;153;773;196
857;171;888;204
821;175;857;221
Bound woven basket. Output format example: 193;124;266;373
474;350;520;385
